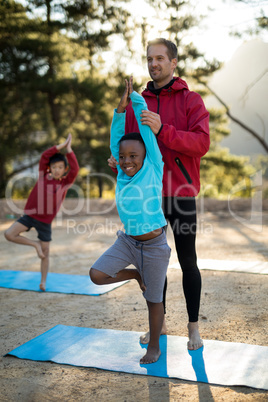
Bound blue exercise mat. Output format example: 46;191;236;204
0;270;128;295
6;325;268;390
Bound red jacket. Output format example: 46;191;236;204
125;77;210;197
24;146;79;223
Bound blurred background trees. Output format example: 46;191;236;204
0;0;267;200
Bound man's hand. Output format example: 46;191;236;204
140;110;162;135
107;155;118;169
56;133;72;151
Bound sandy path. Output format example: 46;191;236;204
0;210;267;401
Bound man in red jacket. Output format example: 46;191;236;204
5;134;79;291
109;38;210;350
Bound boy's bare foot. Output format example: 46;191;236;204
140;346;161;364
140;318;167;344
187;322;203;350
36;242;45;259
39;283;46;291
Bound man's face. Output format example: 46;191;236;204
147;44;177;88
50;161;67;180
119;140;146;177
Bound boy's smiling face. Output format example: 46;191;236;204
119;140;146;177
50;161;67;180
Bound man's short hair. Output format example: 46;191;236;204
49;153;68;167
119;132;145;147
147;38;178;61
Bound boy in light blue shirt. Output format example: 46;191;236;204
90;77;170;364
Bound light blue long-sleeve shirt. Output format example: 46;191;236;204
110;91;167;236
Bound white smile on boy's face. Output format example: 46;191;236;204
119;140;146;177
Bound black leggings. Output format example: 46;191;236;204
162;197;201;322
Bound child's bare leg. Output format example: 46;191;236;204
140;315;167;345
187;322;203;350
39;242;50;291
4;222;45;259
140;301;163;364
90;268;146;291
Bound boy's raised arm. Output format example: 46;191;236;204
65;151;79;184
57;133;72;152
39;133;72;172
61;134;79;183
39;146;58;172
129;90;162;166
110;80;130;163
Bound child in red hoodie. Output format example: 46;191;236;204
5;134;79;291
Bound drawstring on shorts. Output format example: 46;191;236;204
136;241;145;284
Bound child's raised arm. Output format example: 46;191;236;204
110;80;130;163
56;133;72;152
116;78;132;114
129;90;162;167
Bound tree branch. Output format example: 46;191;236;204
203;82;268;154
240;68;268;105
6;159;39;181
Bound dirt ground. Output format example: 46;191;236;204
0;204;268;401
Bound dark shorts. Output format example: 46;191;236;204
92;230;171;303
17;215;52;242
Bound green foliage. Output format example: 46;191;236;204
200;148;256;199
0;0;264;201
231;1;268;37
145;0;206;78
0;0;130;198
254;154;268;199
255;155;268;179
7;175;36;199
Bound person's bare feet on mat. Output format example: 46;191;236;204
140;346;161;364
187;322;203;350
39;283;46;291
140;317;167;344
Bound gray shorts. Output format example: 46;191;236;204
92;230;171;303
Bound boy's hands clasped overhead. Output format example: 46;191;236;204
117;76;134;113
56;133;72;153
117;76;162;135
108;76;134;168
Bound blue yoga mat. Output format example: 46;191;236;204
6;325;268;390
0;270;128;295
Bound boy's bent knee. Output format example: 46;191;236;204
90;268;105;285
4;230;12;242
41;243;50;257
89;268;100;285
42;248;50;258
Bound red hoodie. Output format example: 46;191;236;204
125;77;210;197
24;146;79;223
